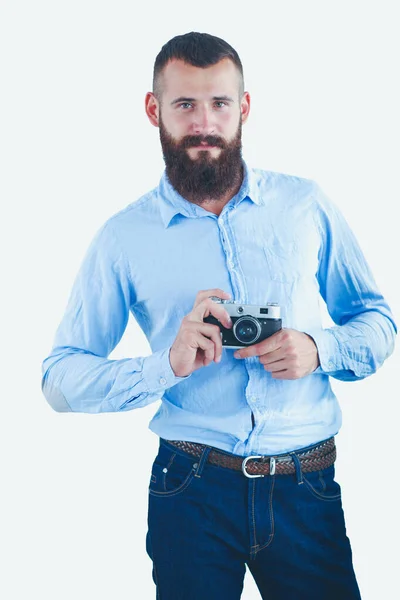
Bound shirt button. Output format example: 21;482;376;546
159;377;167;385
228;259;234;268
250;396;257;403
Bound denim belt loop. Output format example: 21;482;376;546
289;451;304;485
194;445;212;478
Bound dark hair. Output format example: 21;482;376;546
152;32;244;102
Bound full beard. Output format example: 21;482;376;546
159;117;243;206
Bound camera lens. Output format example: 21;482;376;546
233;316;261;344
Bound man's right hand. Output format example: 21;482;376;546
169;288;233;378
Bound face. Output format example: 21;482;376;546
145;58;250;205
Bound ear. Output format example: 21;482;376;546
145;92;160;127
240;91;251;125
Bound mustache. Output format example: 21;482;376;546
180;135;226;149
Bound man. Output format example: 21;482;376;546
41;32;397;599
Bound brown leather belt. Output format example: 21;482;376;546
163;437;336;478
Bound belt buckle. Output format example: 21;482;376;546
242;455;276;478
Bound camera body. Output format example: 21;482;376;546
203;296;282;349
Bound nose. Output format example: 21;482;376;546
191;105;216;136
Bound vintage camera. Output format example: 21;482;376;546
203;297;282;349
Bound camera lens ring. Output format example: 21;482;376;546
233;316;262;345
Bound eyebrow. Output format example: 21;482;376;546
170;95;235;106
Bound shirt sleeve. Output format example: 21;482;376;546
41;220;190;413
304;183;397;381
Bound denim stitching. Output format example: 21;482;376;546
252;475;276;555
318;470;327;491
162;452;177;491
258;475;276;552
302;477;341;502
194;446;210;478
251;479;257;551
149;466;196;498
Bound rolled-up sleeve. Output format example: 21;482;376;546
41;221;190;413
304;183;397;381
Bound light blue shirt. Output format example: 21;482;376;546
41;160;397;455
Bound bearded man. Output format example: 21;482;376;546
41;31;396;600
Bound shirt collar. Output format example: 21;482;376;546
157;159;263;229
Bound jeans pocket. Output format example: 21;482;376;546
301;464;342;502
149;443;198;498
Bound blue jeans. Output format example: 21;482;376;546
146;437;361;599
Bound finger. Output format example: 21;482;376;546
259;348;286;365
263;358;288;372
190;297;232;329
196;331;218;363
198;322;224;361
185;321;223;364
269;358;303;379
193;288;231;309
234;330;283;359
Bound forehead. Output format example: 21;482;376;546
160;58;240;98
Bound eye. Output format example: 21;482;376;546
214;101;227;108
178;102;193;109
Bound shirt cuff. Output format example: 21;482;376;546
142;347;192;393
303;327;342;374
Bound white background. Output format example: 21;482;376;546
1;1;399;598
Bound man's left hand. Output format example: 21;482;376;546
233;328;320;380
